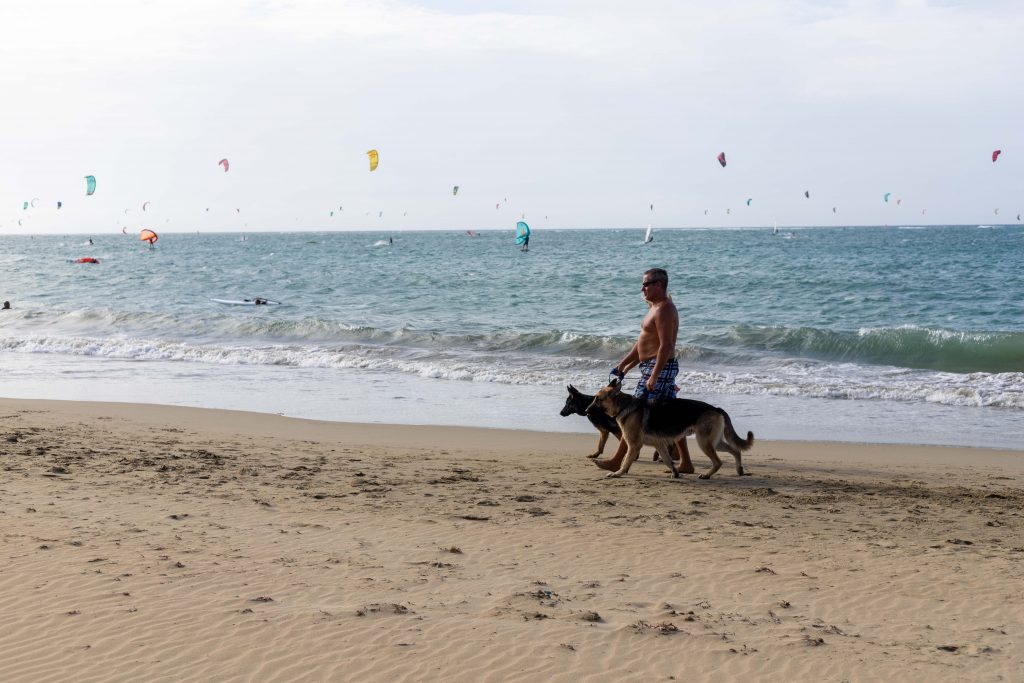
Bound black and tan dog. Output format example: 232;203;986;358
559;385;623;458
588;380;754;480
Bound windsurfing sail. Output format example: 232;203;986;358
85;176;96;195
453;186;459;196
367;149;379;171
772;221;778;235
140;229;158;245
219;158;229;172
644;224;653;243
515;221;530;245
992;149;1001;163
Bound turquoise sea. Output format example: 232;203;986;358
2;225;1023;447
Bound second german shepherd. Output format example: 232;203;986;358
588;380;754;480
559;385;622;458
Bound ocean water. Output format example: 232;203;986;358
2;225;1023;448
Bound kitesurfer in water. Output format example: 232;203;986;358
2;301;10;310
520;234;529;252
254;298;267;305
594;268;693;474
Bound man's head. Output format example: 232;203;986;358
641;268;668;302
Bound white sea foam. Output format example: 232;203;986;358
3;333;1022;410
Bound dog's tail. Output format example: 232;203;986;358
720;410;754;451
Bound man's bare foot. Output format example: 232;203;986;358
593;459;621;472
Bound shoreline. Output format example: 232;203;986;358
2;396;1023;680
4;396;1024;457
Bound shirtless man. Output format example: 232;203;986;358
594;268;694;473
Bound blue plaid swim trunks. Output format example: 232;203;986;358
635;357;678;400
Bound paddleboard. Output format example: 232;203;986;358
211;298;281;306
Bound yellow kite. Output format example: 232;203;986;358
367;149;379;172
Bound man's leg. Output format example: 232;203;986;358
677;437;694;474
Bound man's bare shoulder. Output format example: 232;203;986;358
652;298;678;318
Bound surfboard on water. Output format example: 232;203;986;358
210;298;281;306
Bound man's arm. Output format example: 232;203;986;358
615;343;641;376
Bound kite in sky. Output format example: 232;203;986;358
453;186;459;196
992;149;1001;162
717;152;726;167
219;158;230;172
85;176;96;195
367;150;379;172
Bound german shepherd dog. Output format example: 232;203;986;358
559;385;622;458
588;380;754;480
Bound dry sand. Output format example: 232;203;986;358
1;397;1022;682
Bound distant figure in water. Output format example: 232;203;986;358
389;237;393;245
88;238;93;245
254;298;267;305
520;234;529;252
2;301;10;310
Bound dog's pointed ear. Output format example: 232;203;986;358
567;384;577;395
608;377;621;390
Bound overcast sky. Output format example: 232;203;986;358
2;0;1021;233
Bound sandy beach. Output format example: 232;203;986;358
1;397;1022;682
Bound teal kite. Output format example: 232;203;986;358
85;176;96;195
515;221;530;245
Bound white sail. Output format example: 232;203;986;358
644;224;653;243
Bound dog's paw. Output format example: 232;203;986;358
587;453;600;459
605;471;623;479
698;473;711;480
